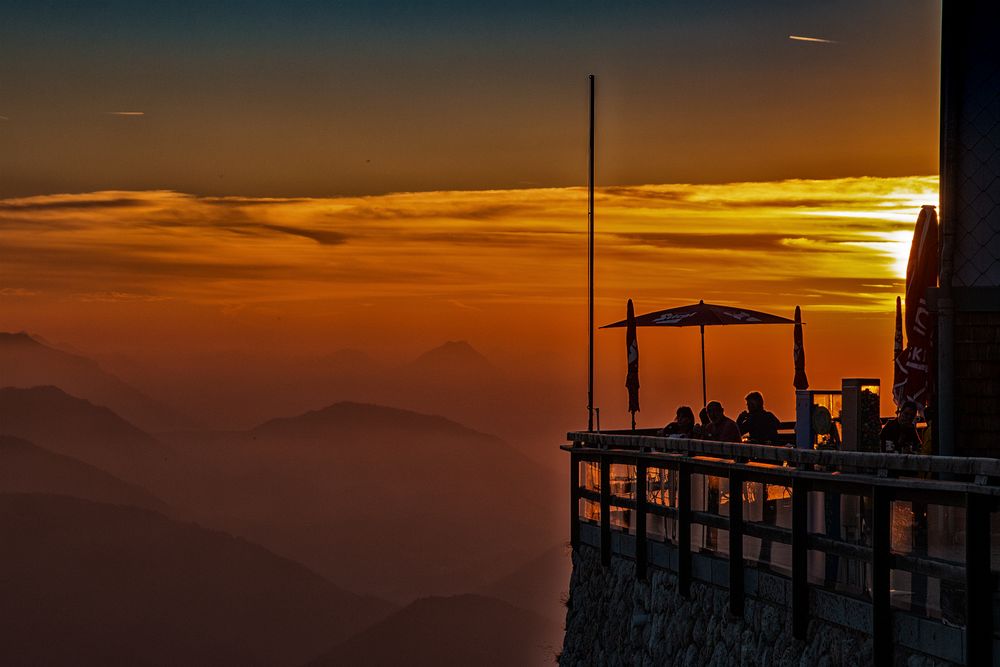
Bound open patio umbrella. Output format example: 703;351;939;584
793;305;809;390
625;299;640;429
602;300;795;408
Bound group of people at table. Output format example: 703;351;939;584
661;391;781;444
660;391;927;455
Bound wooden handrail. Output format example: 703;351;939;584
566;431;1000;481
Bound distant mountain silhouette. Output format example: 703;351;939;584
162;401;561;603
251;400;491;440
399;340;498;380
0;386;169;482
0;494;392;667
305;594;561;667
0;332;188;431
0;436;166;511
479;542;572;625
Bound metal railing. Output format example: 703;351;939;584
564;430;1000;665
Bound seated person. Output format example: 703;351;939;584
703;401;741;443
880;400;921;454
662;406;699;438
736;391;781;443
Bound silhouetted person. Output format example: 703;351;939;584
880;400;920;454
703;401;741;443
737;391;781;443
662;406;698;438
700;401;738;551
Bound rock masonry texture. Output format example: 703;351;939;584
559;546;957;667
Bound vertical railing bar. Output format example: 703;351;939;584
791;477;808;638
636;457;648;580
729;469;744;617
678;461;691;598
965;492;992;665
570;451;580;550
600;454;611;566
871;485;892;665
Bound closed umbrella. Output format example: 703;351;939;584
625;299;640;429
603;300;795;408
793;305;809;390
895;206;939;411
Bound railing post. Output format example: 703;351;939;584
791;478;808;639
570;452;580;550
729;469;744;617
678;461;691;598
636;458;647;580
600;455;611;566
871;485;892;665
965;492;993;665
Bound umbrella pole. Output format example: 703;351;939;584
700;324;707;408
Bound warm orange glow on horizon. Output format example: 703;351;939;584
0;175;937;425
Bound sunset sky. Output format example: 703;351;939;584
0;1;942;427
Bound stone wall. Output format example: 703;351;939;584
560;545;958;667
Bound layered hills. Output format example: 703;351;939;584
0;435;166;511
0;386;170;483
306;594;562;667
0;332;187;432
164;400;562;603
0;335;569;664
0;494;392;667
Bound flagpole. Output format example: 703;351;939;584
587;74;595;432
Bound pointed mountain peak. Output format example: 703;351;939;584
410;340;494;370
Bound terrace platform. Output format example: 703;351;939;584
563;430;1000;665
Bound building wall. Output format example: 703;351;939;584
940;0;1000;457
948;3;1000;290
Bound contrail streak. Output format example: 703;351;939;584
789;35;838;44
106;111;145;116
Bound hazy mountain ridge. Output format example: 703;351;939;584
157;399;560;603
251;400;499;442
0;493;393;667
0;435;167;512
0;386;170;482
0;332;191;432
479;542;572;624
0;342;568;663
10;335;567;472
399;340;499;378
305;593;561;667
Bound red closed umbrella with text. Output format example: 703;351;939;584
895;205;938;411
625;299;640;429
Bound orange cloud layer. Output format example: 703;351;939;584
0;176;936;310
